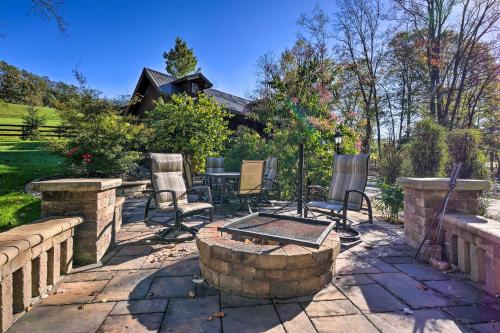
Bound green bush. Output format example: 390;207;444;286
446;128;488;179
56;112;145;177
374;182;404;223
146;93;232;173
224;128;267;171
409;119;447;177
378;144;413;184
54;76;146;177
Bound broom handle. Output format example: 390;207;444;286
414;163;462;259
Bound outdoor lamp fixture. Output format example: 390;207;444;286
334;130;343;155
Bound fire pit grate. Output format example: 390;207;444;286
218;212;336;248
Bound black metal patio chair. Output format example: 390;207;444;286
306;154;372;231
144;153;214;242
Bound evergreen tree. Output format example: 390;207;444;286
163;37;198;78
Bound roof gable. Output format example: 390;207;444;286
137;68;251;115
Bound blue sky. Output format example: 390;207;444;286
0;0;335;99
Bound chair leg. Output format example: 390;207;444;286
209;208;214;223
144;196;154;220
342;208;348;230
366;197;373;223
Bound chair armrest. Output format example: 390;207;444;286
307;185;328;193
187;186;212;204
343;190;371;210
306;185;328;202
154;189;179;209
263;177;278;185
145;189;178;218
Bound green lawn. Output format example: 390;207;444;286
0;138;64;231
0;101;61;126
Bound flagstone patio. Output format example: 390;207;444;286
8;198;500;333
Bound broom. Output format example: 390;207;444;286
414;163;462;262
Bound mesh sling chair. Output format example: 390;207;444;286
205;157;226;198
145;153;214;242
306;154;372;231
237;160;266;213
183;158;204;188
262;156;280;203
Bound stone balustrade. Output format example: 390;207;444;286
29;179;124;265
443;213;500;295
398;177;499;295
397;178;490;248
0;216;82;331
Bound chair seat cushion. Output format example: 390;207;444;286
308;200;361;212
158;201;213;214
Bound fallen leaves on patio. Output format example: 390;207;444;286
77;304;85;310
207;311;225;321
188;290;196;298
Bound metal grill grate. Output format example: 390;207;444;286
218;213;335;248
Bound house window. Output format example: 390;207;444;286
191;82;200;94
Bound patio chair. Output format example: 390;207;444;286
306;154;372;231
262;156;280;202
204;157;225;190
183;157;204;188
237;160;266;213
144;153;214;242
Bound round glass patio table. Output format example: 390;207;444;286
205;172;240;205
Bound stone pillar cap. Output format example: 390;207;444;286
397;177;490;191
29;178;122;192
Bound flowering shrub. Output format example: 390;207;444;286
53;73;146;177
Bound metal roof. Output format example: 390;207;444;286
143;68;251;115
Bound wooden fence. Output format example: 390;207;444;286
0;124;73;139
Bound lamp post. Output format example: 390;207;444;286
334;130;343;155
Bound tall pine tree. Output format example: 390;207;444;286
163;37;198;78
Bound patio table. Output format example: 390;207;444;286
205;172;240;205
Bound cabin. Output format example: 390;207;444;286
126;68;263;134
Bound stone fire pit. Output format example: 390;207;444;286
196;221;341;299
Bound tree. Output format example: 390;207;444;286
333;0;387;156
163;37;198;78
395;0;500;128
22;106;45;140
146;93;232;172
1;0;68;37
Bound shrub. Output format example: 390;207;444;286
409;119;447;177
374;182;404;223
146;93;232;173
446;128;488;179
378;144;413;184
224;128;267;171
22;106;45;140
54;74;145;177
59;113;144;176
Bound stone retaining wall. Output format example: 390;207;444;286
196;221;340;299
0;216;82;332
116;180;150;197
29;179;123;265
